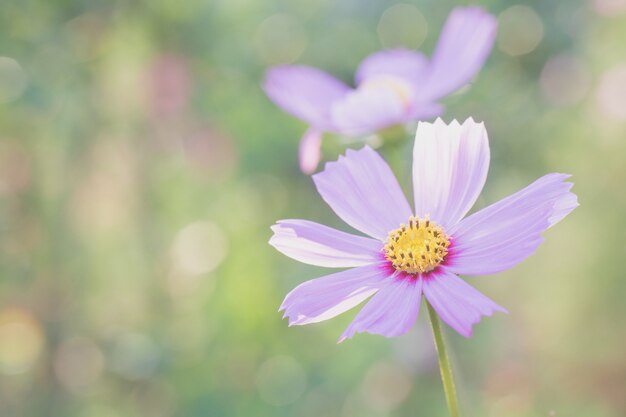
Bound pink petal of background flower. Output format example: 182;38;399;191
263;7;498;173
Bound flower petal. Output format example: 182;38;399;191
270;219;383;268
313;146;413;240
412;118;490;229
299;128;323;174
335;49;443;135
280;263;390;326
446;173;578;276
355;49;428;87
339;276;422;342
330;81;410;136
421;7;497;101
263;65;350;129
422;268;507;337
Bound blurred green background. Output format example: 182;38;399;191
1;0;625;416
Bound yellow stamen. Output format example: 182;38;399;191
384;216;450;274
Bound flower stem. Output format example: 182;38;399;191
427;302;461;417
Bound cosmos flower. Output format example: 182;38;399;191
263;7;497;173
270;118;578;341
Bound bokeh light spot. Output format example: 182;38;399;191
256;355;306;406
0;308;44;375
147;54;191;119
596;64;626;121
171;221;228;276
360;361;413;411
497;6;544;56
0;142;32;196
0;57;27;103
183;127;238;185
54;337;105;394
110;333;161;381
131;379;178;417
255;14;307;65
377;4;428;49
540;54;591;106
392;323;436;372
71;139;138;237
592;0;626;16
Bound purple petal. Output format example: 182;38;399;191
313;146;413;240
331;80;412;136
422;268;507;337
355;49;428;87
263;65;350;129
549;192;579;227
446;173;578;276
339;276;422;342
412;118;490;229
280;263;390;326
299;128;323;174
270;219;383;268
421;7;497;101
335;49;443;135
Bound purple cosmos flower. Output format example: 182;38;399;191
270;118;578;341
263;7;497;173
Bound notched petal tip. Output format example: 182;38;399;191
447;172;578;276
420;117;482;130
460;328;473;338
284;312;308;326
412;116;491;228
461;304;508;338
461;116;485;127
548;178;578;227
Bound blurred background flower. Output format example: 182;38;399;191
0;1;625;416
264;6;496;173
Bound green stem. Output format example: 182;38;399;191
427;302;461;417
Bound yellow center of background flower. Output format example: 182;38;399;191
384;216;450;274
360;76;413;110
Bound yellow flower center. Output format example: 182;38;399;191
384;216;450;274
360;76;412;110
